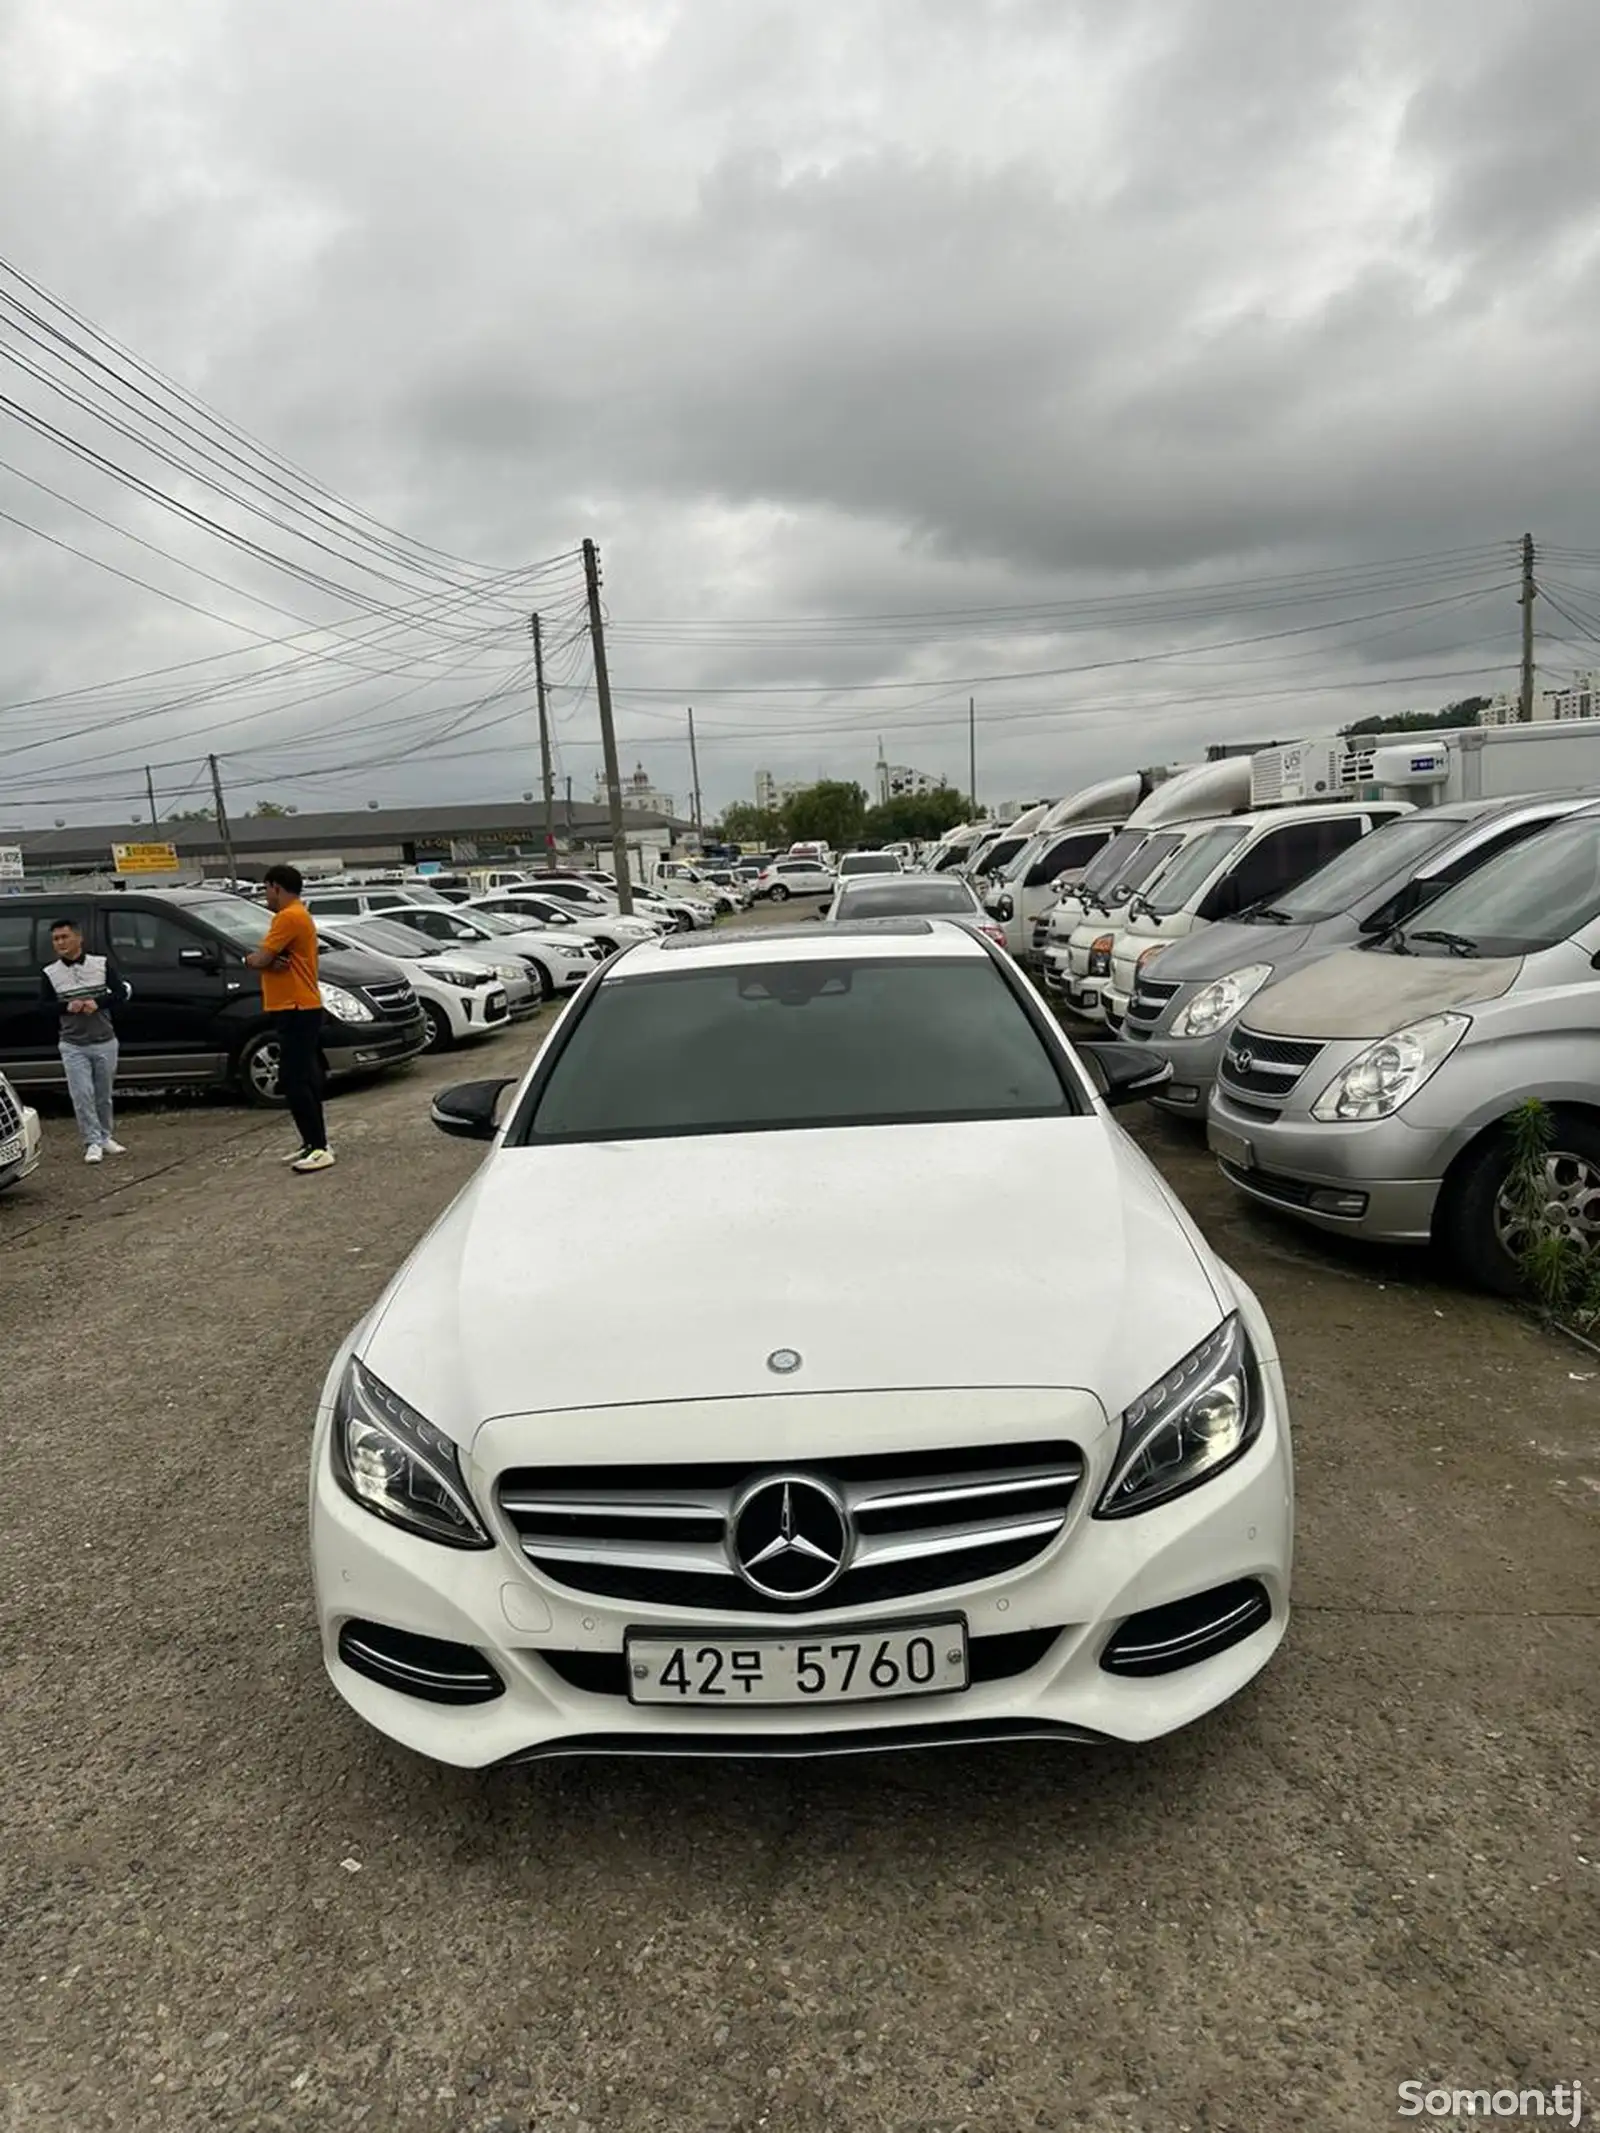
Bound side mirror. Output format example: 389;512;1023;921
430;1078;515;1141
1077;1041;1173;1109
178;944;221;971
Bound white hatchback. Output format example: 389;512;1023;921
310;922;1293;1766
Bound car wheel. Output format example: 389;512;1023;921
422;1001;453;1052
235;1028;286;1107
526;961;553;1002
595;937;620;958
1439;1107;1600;1295
769;883;790;902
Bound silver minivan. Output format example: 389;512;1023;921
1206;804;1600;1290
1123;794;1596;1117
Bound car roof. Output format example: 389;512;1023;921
607;919;988;976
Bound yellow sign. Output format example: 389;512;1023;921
112;842;181;876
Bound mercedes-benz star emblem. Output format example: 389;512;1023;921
766;1347;802;1375
730;1476;851;1600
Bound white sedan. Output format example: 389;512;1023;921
466;892;658;957
312;917;516;1053
310;921;1292;1765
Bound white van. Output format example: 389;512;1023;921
982;773;1147;961
1101;802;1411;1030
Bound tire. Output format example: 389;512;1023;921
235;1027;286;1107
422;1001;453;1052
524;961;553;1002
594;937;620;959
1438;1106;1600;1295
769;884;790;903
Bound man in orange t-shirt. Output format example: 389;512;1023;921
244;863;333;1173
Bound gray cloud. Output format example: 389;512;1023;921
2;0;1599;829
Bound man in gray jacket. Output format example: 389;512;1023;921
39;920;132;1163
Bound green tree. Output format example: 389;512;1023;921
1342;696;1488;738
861;788;970;842
782;780;868;850
716;803;786;846
247;800;298;818
166;806;216;822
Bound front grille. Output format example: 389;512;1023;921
360;978;419;1019
1218;1028;1324;1105
536;1626;1064;1699
0;1080;22;1144
1030;916;1053;952
1125;977;1179;1029
497;1442;1084;1614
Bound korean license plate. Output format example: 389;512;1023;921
625;1619;969;1707
1211;1125;1255;1171
0;1134;22;1168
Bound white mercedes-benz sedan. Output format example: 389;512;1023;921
310;922;1293;1765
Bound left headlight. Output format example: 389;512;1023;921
330;1357;491;1549
433;967;483;990
1308;1012;1469;1122
1096;1315;1259;1518
321;983;375;1025
496;962;525;984
1169;962;1275;1038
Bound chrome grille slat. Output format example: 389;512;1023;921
1219;1027;1325;1107
496;1440;1082;1613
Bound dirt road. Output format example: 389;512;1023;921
2;953;1595;2132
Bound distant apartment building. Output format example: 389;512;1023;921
876;760;946;805
594;762;676;815
1482;675;1600;726
754;769;808;812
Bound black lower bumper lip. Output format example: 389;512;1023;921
492;1716;1112;1765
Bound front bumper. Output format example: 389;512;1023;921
1207;1089;1446;1244
310;1353;1292;1767
1128;1026;1229;1118
0;1103;43;1189
324;1012;429;1079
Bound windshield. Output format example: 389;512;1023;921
997;834;1046;885
192;896;270;949
969;834;1027;879
501;899;573;926
1260;814;1457;925
1075;826;1144;897
1141;826;1250;916
838;854;902;876
457;907;523;935
1107;830;1183;901
1395;815;1600;956
340;918;444;960
520;957;1076;1141
835;880;980;918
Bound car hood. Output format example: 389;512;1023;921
318;945;419;990
359;1119;1229;1444
1244;946;1521;1040
1144;916;1323;984
491;927;594;955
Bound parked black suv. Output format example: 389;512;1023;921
0;889;429;1105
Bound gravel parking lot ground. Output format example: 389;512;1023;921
3;909;1595;2133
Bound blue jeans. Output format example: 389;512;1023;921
61;1039;119;1148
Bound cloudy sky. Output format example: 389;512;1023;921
3;0;1599;831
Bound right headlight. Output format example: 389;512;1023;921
1169;963;1275;1038
1087;932;1115;976
330;1358;490;1549
321;983;375;1025
1308;1013;1469;1122
1095;1316;1259;1518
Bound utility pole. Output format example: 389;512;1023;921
145;764;159;827
687;706;703;844
582;538;633;913
968;697;977;815
1519;532;1538;722
530;613;558;872
207;753;237;881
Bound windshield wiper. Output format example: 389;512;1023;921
1243;904;1297;925
1405;929;1479;958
